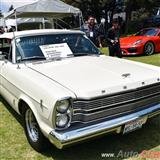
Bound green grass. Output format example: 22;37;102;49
101;48;160;66
0;50;160;160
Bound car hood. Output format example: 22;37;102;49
120;36;146;46
27;55;160;99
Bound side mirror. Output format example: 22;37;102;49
0;51;8;60
0;54;6;61
16;56;22;63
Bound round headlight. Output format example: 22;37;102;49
56;100;69;113
56;114;69;128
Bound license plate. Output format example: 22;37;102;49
123;117;147;134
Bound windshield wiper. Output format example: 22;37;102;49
74;53;88;57
74;52;101;57
21;56;46;61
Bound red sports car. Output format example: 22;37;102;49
120;28;160;55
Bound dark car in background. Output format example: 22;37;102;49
143;8;160;27
146;15;160;27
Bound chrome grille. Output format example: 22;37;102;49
72;83;160;123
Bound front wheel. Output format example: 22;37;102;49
144;42;154;55
22;106;50;152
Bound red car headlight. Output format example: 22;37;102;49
133;40;143;45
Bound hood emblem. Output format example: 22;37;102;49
101;90;106;94
122;73;131;78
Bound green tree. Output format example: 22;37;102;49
125;0;160;32
64;0;160;33
64;0;108;22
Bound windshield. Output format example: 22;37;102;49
135;28;159;36
15;33;100;62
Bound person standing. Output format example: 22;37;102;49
106;19;122;58
4;26;8;33
0;27;4;34
81;16;99;47
98;18;106;48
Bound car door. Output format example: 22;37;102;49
0;38;4;95
0;38;19;109
153;31;160;52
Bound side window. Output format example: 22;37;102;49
0;38;12;61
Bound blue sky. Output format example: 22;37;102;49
0;0;37;12
0;1;8;12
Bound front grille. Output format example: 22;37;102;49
127;48;137;53
72;83;160;123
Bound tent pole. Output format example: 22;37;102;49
79;13;81;29
42;18;45;29
14;11;18;31
79;12;84;29
51;18;54;29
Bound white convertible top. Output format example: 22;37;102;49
0;29;84;39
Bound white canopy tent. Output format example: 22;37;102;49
4;0;82;30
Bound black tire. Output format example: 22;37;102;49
22;104;51;152
144;42;155;55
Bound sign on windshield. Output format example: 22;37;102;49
40;43;73;59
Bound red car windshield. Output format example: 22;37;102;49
135;28;159;36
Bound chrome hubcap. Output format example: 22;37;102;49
25;109;39;142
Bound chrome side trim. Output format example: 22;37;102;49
48;104;160;149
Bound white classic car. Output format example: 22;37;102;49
0;29;160;152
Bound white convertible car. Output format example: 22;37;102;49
0;29;160;152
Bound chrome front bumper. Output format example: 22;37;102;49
48;104;160;149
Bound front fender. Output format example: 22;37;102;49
18;94;53;136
